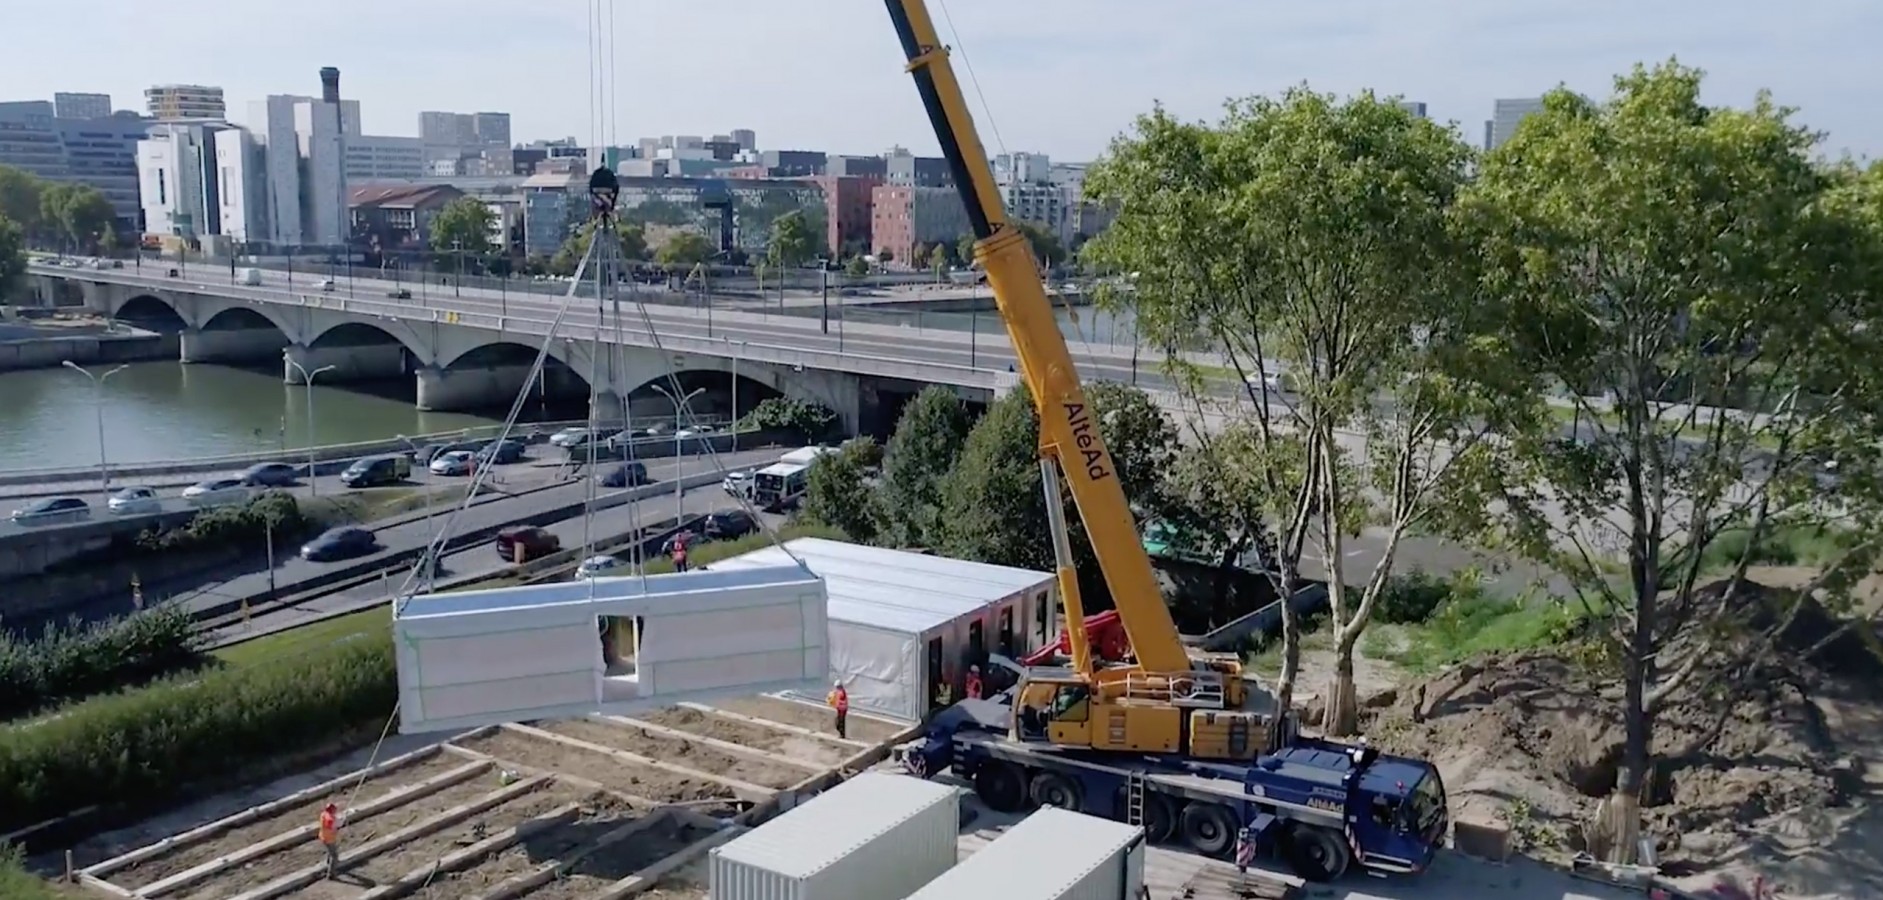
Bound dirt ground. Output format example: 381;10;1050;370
508;818;712;900
452;730;733;804
637;706;855;768
339;785;594;888
540;718;816;790
713;694;906;743
1363;618;1883;900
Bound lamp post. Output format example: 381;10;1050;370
61;361;128;503
283;353;337;496
452;239;464;298
651;384;705;522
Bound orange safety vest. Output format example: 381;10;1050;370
828;687;848;713
318;809;338;845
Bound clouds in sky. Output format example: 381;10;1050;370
6;0;1877;160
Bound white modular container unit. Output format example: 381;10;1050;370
904;807;1146;900
710;771;960;900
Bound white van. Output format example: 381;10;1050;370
240;267;263;286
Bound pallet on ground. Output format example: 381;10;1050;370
709;695;905;743
448;731;737;806
632;707;854;769
538;718;813;791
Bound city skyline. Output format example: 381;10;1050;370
1;0;1875;161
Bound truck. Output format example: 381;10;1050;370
873;0;1451;883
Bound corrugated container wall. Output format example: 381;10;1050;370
904;807;1145;900
710;772;959;900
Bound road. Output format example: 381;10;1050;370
10;448;783;633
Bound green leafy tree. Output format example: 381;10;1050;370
0;165;43;238
656;231;713;268
41;184;114;252
1011;220;1066;268
0;214;25;298
768;210;816;270
803;439;881;544
956;234;979;268
1463;61;1883;863
844;255;869;278
551;221;647;275
1085;87;1525;737
876;385;974;549
937;387;1054;571
429;196;495;260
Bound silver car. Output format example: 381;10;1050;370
108;486;163;515
10;496;90;525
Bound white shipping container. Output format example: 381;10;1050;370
711;771;960;900
904;807;1146;900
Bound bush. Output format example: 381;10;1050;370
735;397;838;439
135;492;305;554
1374;569;1453;625
0;604;205;721
0;844;60;900
0;630;396;832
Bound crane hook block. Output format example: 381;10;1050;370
588;167;620;218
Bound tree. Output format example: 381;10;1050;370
1084;88;1524;740
844;255;869;278
0;165;43;238
767;210;816;269
803;438;881;543
0;214;25;298
1463;62;1883;863
1011;220;1067;268
878;248;894;265
938;387;1055;571
656;231;713;268
876;385;974;549
429;196;495;260
551;221;648;276
956;234;979;268
41;184;114;252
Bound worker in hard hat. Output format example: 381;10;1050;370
318;803;342;879
827;680;849;739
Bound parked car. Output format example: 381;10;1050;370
182;477;249;507
430;450;477;476
474;439;526;465
722;470;754;498
387;288;412;299
599;462;650;488
548;426;594;448
342;454;411;487
241;461;301;487
701;509;759;541
495;526;560;562
107;486;162;515
300;526;377;561
576;555;632;579
10;496;90;525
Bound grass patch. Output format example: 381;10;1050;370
1694;522;1850;574
303;487;456;527
1243;613;1334;676
213;606;389;668
0;844;70;900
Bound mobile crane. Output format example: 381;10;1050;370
880;0;1451;881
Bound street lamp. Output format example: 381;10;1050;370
61;361;129;503
651;384;706;521
282;353;337;496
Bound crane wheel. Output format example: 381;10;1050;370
1029;771;1084;811
1114;787;1175;843
1178;803;1237;858
971;762;1028;813
1280;823;1351;882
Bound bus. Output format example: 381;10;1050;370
779;446;835;467
752;461;812;512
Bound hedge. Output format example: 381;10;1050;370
0;844;60;900
0;630;395;832
136;491;304;554
0;604;204;721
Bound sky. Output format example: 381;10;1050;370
4;0;1878;161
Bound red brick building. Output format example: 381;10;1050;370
806;174;882;258
870;183;970;267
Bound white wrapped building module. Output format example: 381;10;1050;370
707;538;1058;722
392;565;828;733
710;771;959;900
906;807;1146;900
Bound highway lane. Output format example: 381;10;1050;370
202;484;786;647
7;449;781;633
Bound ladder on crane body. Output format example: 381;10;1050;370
1125;771;1147;828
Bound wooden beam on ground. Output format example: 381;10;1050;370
134;760;490;898
500;723;775;802
676;701;870;750
602;715;823;772
590;825;747;900
222;774;552;900
471;811;676;900
353;804;583;900
442;742;663;811
84;744;445;878
74;873;134;898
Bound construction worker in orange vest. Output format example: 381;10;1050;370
318;803;341;878
964;664;983;701
667;531;691;572
827;680;849;739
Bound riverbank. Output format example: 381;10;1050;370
0;310;176;372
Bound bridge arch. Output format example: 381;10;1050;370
307;320;424;357
419;339;592;412
201;305;290;335
115;294;188;331
622;369;782;422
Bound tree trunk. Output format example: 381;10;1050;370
1324;637;1360;736
1590;652;1651;864
1268;578;1303;752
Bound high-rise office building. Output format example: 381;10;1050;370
473;112;511;148
54;92;112;119
731;128;757;152
1399;101;1429;119
1487;97;1545;150
145;84;226;121
137;122;229;239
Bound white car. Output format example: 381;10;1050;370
108;486;163;515
675;424;718;440
181;477;249;507
722;470;753;497
576;555;633;579
317;278;336;292
548;426;593;448
1247;371;1295;395
429;450;476;476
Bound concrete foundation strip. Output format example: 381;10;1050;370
351;803;584;900
440;742;669;812
499;723;776;802
589;824;749;900
601;715;825;773
83;744;446;878
220;774;553;900
675;701;872;750
469;810;678;900
129;759;492;898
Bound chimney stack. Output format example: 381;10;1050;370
319;67;340;103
